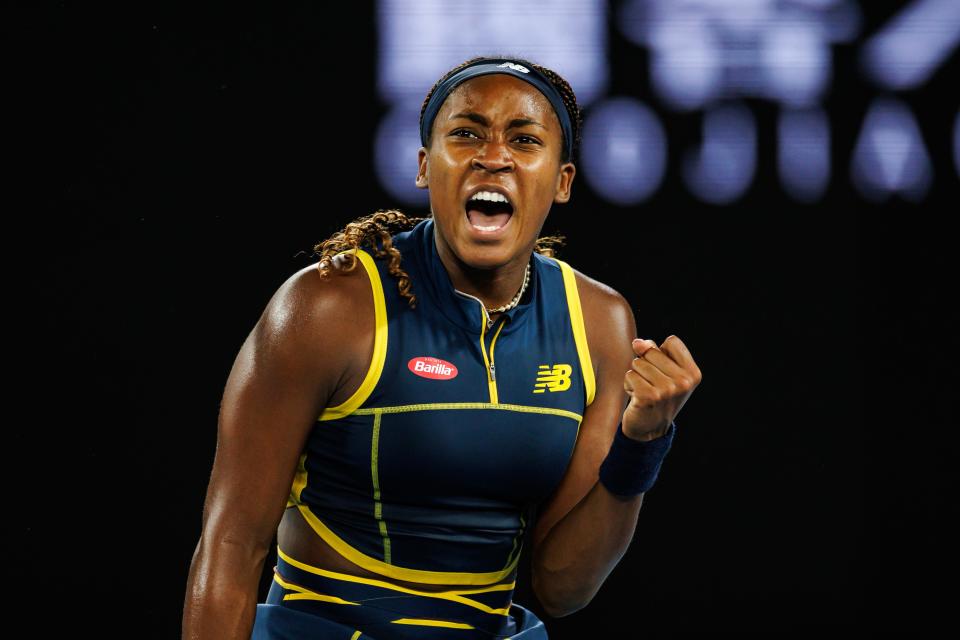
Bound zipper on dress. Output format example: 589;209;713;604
481;315;506;403
488;321;504;384
454;288;505;403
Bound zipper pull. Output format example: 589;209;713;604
489;361;496;381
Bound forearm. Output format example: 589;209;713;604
532;477;644;618
182;536;271;640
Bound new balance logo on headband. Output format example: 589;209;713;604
498;61;529;73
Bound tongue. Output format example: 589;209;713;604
467;208;511;229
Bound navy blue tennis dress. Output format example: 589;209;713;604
252;217;596;639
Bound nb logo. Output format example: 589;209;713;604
533;364;572;393
498;61;529;74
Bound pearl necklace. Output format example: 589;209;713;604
485;261;531;316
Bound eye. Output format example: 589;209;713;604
450;129;540;146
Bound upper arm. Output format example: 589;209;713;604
198;262;366;550
530;272;637;553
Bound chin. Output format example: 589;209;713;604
455;245;512;270
439;211;523;268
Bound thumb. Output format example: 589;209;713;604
632;338;657;355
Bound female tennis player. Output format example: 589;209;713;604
182;55;702;639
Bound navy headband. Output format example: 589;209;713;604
420;59;574;162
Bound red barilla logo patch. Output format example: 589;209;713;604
408;356;458;380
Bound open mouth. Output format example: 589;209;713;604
464;196;514;232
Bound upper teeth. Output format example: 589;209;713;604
469;191;510;205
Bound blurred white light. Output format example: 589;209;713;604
861;0;960;90
649;23;722;111
377;0;608;105
375;106;429;207
850;97;932;203
376;0;608;202
619;0;859;110
761;21;831;107
778;107;830;203
683;102;756;204
579;98;667;205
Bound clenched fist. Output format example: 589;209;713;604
622;335;702;441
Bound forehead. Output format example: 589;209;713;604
438;74;559;129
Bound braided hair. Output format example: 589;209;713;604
314;56;581;310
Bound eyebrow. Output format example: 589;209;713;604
448;111;546;130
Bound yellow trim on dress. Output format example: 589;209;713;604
369;410;392;563
276;545;515;614
294;503;522;586
272;571;361;605
285;452;308;508
391;618;476;629
351;402;581;423
549;258;596;407
319;248;388;421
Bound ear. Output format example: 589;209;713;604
415;147;429;189
552;161;576;204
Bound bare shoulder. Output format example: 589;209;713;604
569;266;628;310
275;253;372;317
256;253;374;366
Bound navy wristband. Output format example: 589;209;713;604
598;421;676;497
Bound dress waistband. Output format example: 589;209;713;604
269;544;519;638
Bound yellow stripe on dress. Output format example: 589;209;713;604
275;545;515;615
351;402;581;423
294;503;522;587
391;617;476;629
319;248;389;421
549;257;597;407
272;571;360;605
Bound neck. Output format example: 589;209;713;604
435;233;530;311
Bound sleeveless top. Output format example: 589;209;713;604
285;217;596;587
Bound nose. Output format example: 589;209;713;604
471;139;514;174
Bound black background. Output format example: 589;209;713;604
21;1;958;636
